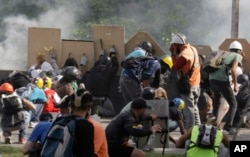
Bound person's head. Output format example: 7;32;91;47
42;76;53;89
169;33;186;55
140;41;152;55
160;55;173;74
229;41;243;53
169;97;185;110
131;97;148;119
71;86;93;114
237;74;249;84
0;82;14;94
61;66;82;82
36;54;45;65
63;58;79;68
140;87;155;100
32;77;44;88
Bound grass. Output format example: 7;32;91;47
0;146;185;157
0;146;25;157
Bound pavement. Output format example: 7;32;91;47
0;118;250;155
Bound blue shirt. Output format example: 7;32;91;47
28;122;52;145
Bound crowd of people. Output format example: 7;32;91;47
0;33;249;157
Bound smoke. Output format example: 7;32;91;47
0;0;249;71
0;0;87;71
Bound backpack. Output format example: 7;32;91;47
1;110;25;131
40;115;83;157
0;71;31;89
0;93;23;114
196;124;217;149
202;50;230;73
121;56;155;69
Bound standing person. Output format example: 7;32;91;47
106;97;161;157
209;40;243;134
119;41;154;104
169;33;201;130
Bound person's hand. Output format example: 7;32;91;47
151;124;162;133
234;84;239;93
150;114;159;121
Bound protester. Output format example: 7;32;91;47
22;93;73;156
169;33;201;130
176;113;230;157
0;82;36;144
119;41;154;104
83;49;119;117
209;40;243;134
75;86;109;157
106;97;161;157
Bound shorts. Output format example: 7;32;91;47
108;144;134;157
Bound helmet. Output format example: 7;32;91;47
237;74;249;84
171;33;186;44
33;77;44;88
171;98;185;110
140;41;152;54
43;76;53;89
0;83;14;93
160;55;173;69
140;87;155;100
229;41;243;51
61;66;82;82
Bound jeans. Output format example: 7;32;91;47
210;79;237;130
31;103;44;122
181;86;201;130
119;75;141;104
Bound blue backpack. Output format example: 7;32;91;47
40;115;83;157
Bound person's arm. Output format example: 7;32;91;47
176;127;192;148
177;120;186;135
222;132;230;148
22;141;36;155
22;98;36;110
231;60;239;92
173;56;187;71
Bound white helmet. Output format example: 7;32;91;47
229;41;243;51
171;33;186;44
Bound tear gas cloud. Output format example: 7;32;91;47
0;0;249;71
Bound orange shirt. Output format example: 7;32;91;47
88;117;109;157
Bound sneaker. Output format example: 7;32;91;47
224;128;236;135
19;137;26;144
5;137;12;144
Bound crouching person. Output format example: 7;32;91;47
176;113;230;157
105;97;162;157
0;83;36;144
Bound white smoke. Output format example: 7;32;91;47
0;0;86;71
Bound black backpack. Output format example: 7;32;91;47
0;93;23;114
0;71;31;89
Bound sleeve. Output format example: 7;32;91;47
28;124;43;142
123;116;152;137
173;56;187;70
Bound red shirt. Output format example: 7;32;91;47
42;88;60;113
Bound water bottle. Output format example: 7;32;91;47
147;131;155;149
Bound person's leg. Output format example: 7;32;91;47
220;83;237;131
98;98;115;117
3;131;11;144
181;86;201;130
120;75;141;104
209;80;222;117
30;103;44;127
131;148;145;157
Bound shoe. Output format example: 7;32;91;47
29;122;38;128
19;137;26;144
224;128;236;135
5;137;12;144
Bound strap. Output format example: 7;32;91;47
187;47;196;77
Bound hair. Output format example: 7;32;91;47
131;97;147;109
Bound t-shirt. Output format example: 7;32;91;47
209;52;242;81
88;117;109;157
28;122;52;145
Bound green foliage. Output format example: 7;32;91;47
0;146;25;157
